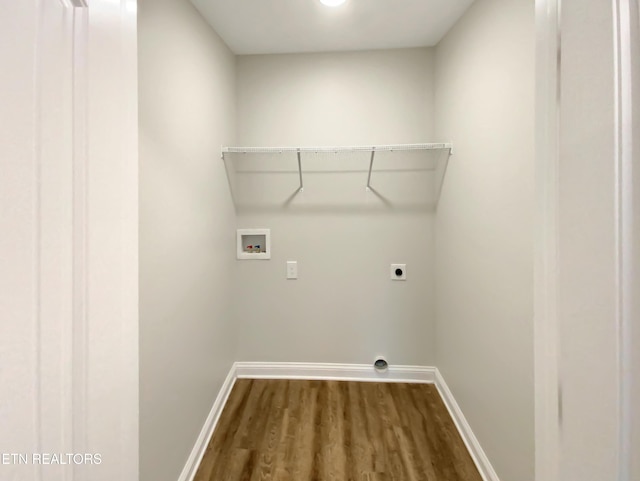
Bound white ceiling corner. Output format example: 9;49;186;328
189;0;476;55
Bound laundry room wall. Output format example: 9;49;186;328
434;0;535;479
631;3;640;477
233;48;438;366
138;0;237;480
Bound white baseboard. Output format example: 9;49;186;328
435;369;500;481
235;361;436;383
177;362;498;481
177;363;237;481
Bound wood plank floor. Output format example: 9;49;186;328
194;379;482;481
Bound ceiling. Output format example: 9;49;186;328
189;0;476;55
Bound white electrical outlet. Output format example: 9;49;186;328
390;264;406;280
286;261;298;280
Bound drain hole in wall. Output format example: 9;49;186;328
374;357;388;372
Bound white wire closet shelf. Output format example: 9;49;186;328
221;143;453;197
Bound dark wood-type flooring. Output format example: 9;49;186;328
194;379;482;481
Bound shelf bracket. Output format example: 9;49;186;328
366;148;375;191
297;149;304;192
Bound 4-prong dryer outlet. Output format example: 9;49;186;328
390;264;407;280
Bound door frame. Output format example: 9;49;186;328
534;1;637;480
53;1;138;479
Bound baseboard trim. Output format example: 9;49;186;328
235;361;436;383
177;363;237;481
435;369;500;481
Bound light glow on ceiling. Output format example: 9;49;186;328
320;0;347;7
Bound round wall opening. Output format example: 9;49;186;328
373;357;388;372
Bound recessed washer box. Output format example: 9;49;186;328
237;228;271;260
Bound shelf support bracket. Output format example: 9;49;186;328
297;149;304;192
366;148;375;191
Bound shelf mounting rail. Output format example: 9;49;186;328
221;143;453;192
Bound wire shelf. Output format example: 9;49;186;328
222;143;452;155
221;142;452;200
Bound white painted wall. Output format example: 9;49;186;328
434;0;535;480
138;1;236;480
234;49;437;366
630;4;640;479
1;3;43;479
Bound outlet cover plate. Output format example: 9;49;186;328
390;264;407;280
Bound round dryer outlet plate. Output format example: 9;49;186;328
390;264;407;280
